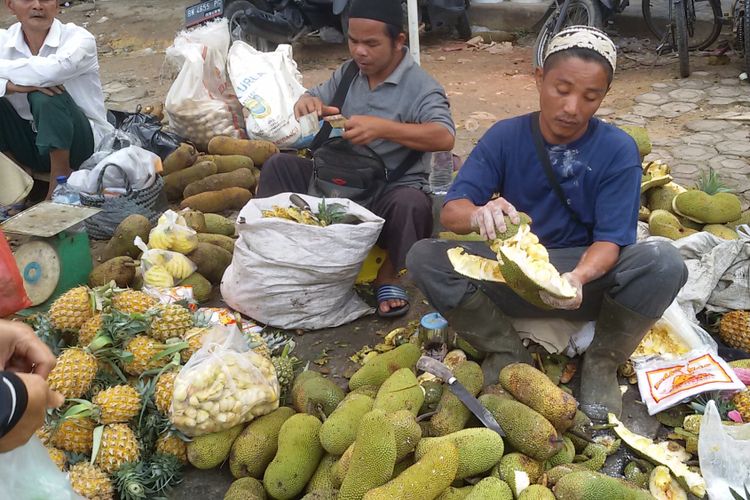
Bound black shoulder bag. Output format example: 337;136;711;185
530;112;593;239
307;61;422;210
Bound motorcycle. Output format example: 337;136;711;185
185;0;472;51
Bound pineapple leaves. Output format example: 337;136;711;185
90;425;105;465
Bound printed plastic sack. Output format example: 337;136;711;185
165;18;246;151
227;42;318;149
170;324;279;436
699;400;750;499
221;193;384;330
0;436;83;500
135;237;197;288
0;229;31;316
148;210;199;254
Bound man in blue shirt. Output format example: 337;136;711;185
407;27;688;421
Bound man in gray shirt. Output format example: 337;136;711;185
256;0;455;318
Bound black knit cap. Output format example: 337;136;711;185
349;0;403;28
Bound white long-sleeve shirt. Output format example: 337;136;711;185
0;19;113;147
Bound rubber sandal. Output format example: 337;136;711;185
375;284;410;318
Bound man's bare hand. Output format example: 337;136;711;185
0;320;56;378
0;372;64;453
6;82;65;96
342;115;391;145
540;272;584;310
293;95;339;120
469;197;520;240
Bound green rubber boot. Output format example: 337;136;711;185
444;289;532;385
580;295;657;422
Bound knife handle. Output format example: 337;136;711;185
417;356;454;382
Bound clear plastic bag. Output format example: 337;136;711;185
147;210;199;255
0;436;83;499
170;324;280;437
698;400;750;499
0;229;31;316
134;236;197;287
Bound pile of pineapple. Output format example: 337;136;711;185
34;284;297;500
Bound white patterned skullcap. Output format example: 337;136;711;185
544;25;617;73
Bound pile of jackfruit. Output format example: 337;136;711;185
196;341;701;500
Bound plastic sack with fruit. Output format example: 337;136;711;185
147;210;198;255
134;237;197;288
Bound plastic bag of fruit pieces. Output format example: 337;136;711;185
148;210;199;255
170;323;280;436
134;236;197;288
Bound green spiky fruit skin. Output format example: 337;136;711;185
338;410;397;500
224;477;266;500
545;436;576;469
518;485;555;500
187;424;244;470
348;343;422;390
673;191;742;224
479;394;561;461
319;394;374;455
263;414;324;500
415;428;504;480
272;355;295;393
291;371;346;417
229;407;295;479
436;486;474;500
496;247;554;309
362;441;458;500
620;125;652;158
546;463;592;486
373;368;424;416
306;454;338;495
390;410;422;462
464;477;513;500
431;361;483;436
489;212;533;242
492;452;544;496
577;443;608;470
554;470;654;500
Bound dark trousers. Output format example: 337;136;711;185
256;153;433;272
0;92;94;172
406;238;688;320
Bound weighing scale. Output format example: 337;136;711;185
2;202;101;311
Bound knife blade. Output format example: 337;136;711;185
417;356;505;437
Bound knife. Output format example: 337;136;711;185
289;193;321;224
417;356;505;437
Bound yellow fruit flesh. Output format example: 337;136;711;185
447;247;505;283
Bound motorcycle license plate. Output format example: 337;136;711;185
185;0;223;28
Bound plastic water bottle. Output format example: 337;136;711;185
429;151;454;195
51;176;80;205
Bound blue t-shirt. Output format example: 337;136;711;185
445;113;641;248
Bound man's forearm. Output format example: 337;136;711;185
379;121;455;152
441;199;479;234
570;241;620;285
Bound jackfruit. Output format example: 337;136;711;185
647;182;686;212
390;410;422;462
349;343;422;390
703;224;738;240
187;424;244;469
650;465;688;500
649;210;698;240
479;394;561;461
431;361;484;435
624;460;654;489
621;126;652;158
498;363;577;432
391;455;414;478
362;441;458;500
302;491;336;500
640;160;671;193
436;486;474;500
565;410;593;453
676;214;704;230
517;485;555;500
545;463;592;486
373;368;424;416
493;225;577;309
639;206;651;222
553;470;654;500
673;191;742;224
447;247;505;283
229;406;295;479
492;212;533;241
464;477;513;500
263;413;324;500
331;444;355;489
306;454;338;494
292;370;346;417
224;477;266;500
492;452;544;497
415;428;504;480
319;394;374;455
575;443;607;471
727;209;750;229
420;379;444;414
350;384;380;399
545;435;575;469
338;409;397;500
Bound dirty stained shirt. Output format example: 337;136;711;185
445;113;641;248
307;49;455;191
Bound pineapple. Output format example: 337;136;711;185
114;453;184;499
248;330;272;359
36;426;53;446
48;347;99;399
92;384;141;424
96;423;141;474
271;344;299;398
154;371;177;415
111;289;157;314
52;418;95;454
123;335;169;375
181;326;209;363
78;314;103;347
69;462;115;500
733;388;750;422
148;304;193;342
719;311;750;352
48;286;94;330
156;433;187;463
46;445;67;470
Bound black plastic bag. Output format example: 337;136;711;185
107;107;183;160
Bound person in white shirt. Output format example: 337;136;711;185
0;0;112;199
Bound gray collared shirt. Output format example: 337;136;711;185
308;49;455;191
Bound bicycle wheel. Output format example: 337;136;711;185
674;0;691;77
745;0;750;74
642;0;722;50
532;0;603;68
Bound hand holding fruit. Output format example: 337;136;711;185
0;319;57;377
540;272;583;310
0;372;64;452
293;94;339;120
470;198;521;240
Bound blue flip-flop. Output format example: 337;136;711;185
375;284;410;318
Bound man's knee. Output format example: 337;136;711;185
406;239;446;280
27;91;69;112
631;240;688;289
390;188;432;219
